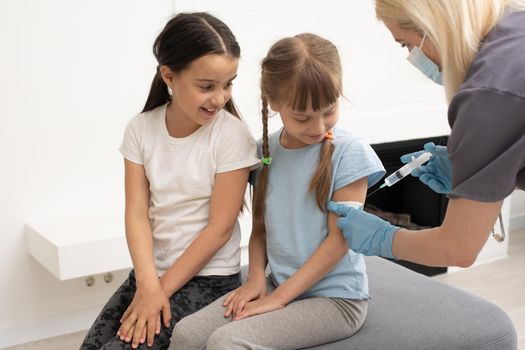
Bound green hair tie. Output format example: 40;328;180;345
261;156;272;165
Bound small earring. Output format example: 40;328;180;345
167;85;173;97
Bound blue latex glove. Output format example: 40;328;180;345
400;142;452;194
327;201;399;259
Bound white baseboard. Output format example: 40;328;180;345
510;213;525;231
0;306;100;348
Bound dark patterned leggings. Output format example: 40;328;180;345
80;270;241;350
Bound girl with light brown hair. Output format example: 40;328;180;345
169;33;385;349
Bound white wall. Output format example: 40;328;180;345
0;0;173;346
2;0;520;346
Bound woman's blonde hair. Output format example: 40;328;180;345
252;33;342;222
375;0;525;102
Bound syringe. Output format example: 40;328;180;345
367;152;432;197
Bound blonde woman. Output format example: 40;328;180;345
329;0;525;268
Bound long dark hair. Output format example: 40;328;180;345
142;12;241;117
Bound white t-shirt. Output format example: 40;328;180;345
119;104;260;276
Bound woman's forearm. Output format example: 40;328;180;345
392;226;461;266
392;197;503;267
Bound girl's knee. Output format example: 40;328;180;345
171;319;205;350
206;327;242;350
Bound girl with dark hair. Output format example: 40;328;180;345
80;12;259;350
170;33;385;350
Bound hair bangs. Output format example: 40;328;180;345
286;59;341;112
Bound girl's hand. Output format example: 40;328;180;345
223;275;267;319
234;293;285;321
117;280;171;348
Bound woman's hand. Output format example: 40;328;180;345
327;201;399;258
223;274;267;319
117;280;171;348
233;293;285;321
401;142;452;194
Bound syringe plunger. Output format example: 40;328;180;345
383;152;432;187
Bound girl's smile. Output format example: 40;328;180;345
161;53;239;138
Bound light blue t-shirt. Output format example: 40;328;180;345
254;127;385;300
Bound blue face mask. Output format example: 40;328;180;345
407;34;443;85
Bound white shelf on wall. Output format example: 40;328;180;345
26;211;132;280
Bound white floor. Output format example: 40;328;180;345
5;229;525;350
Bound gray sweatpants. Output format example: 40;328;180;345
170;277;367;350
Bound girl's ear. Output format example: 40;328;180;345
159;65;176;88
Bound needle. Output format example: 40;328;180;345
366;184;385;198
